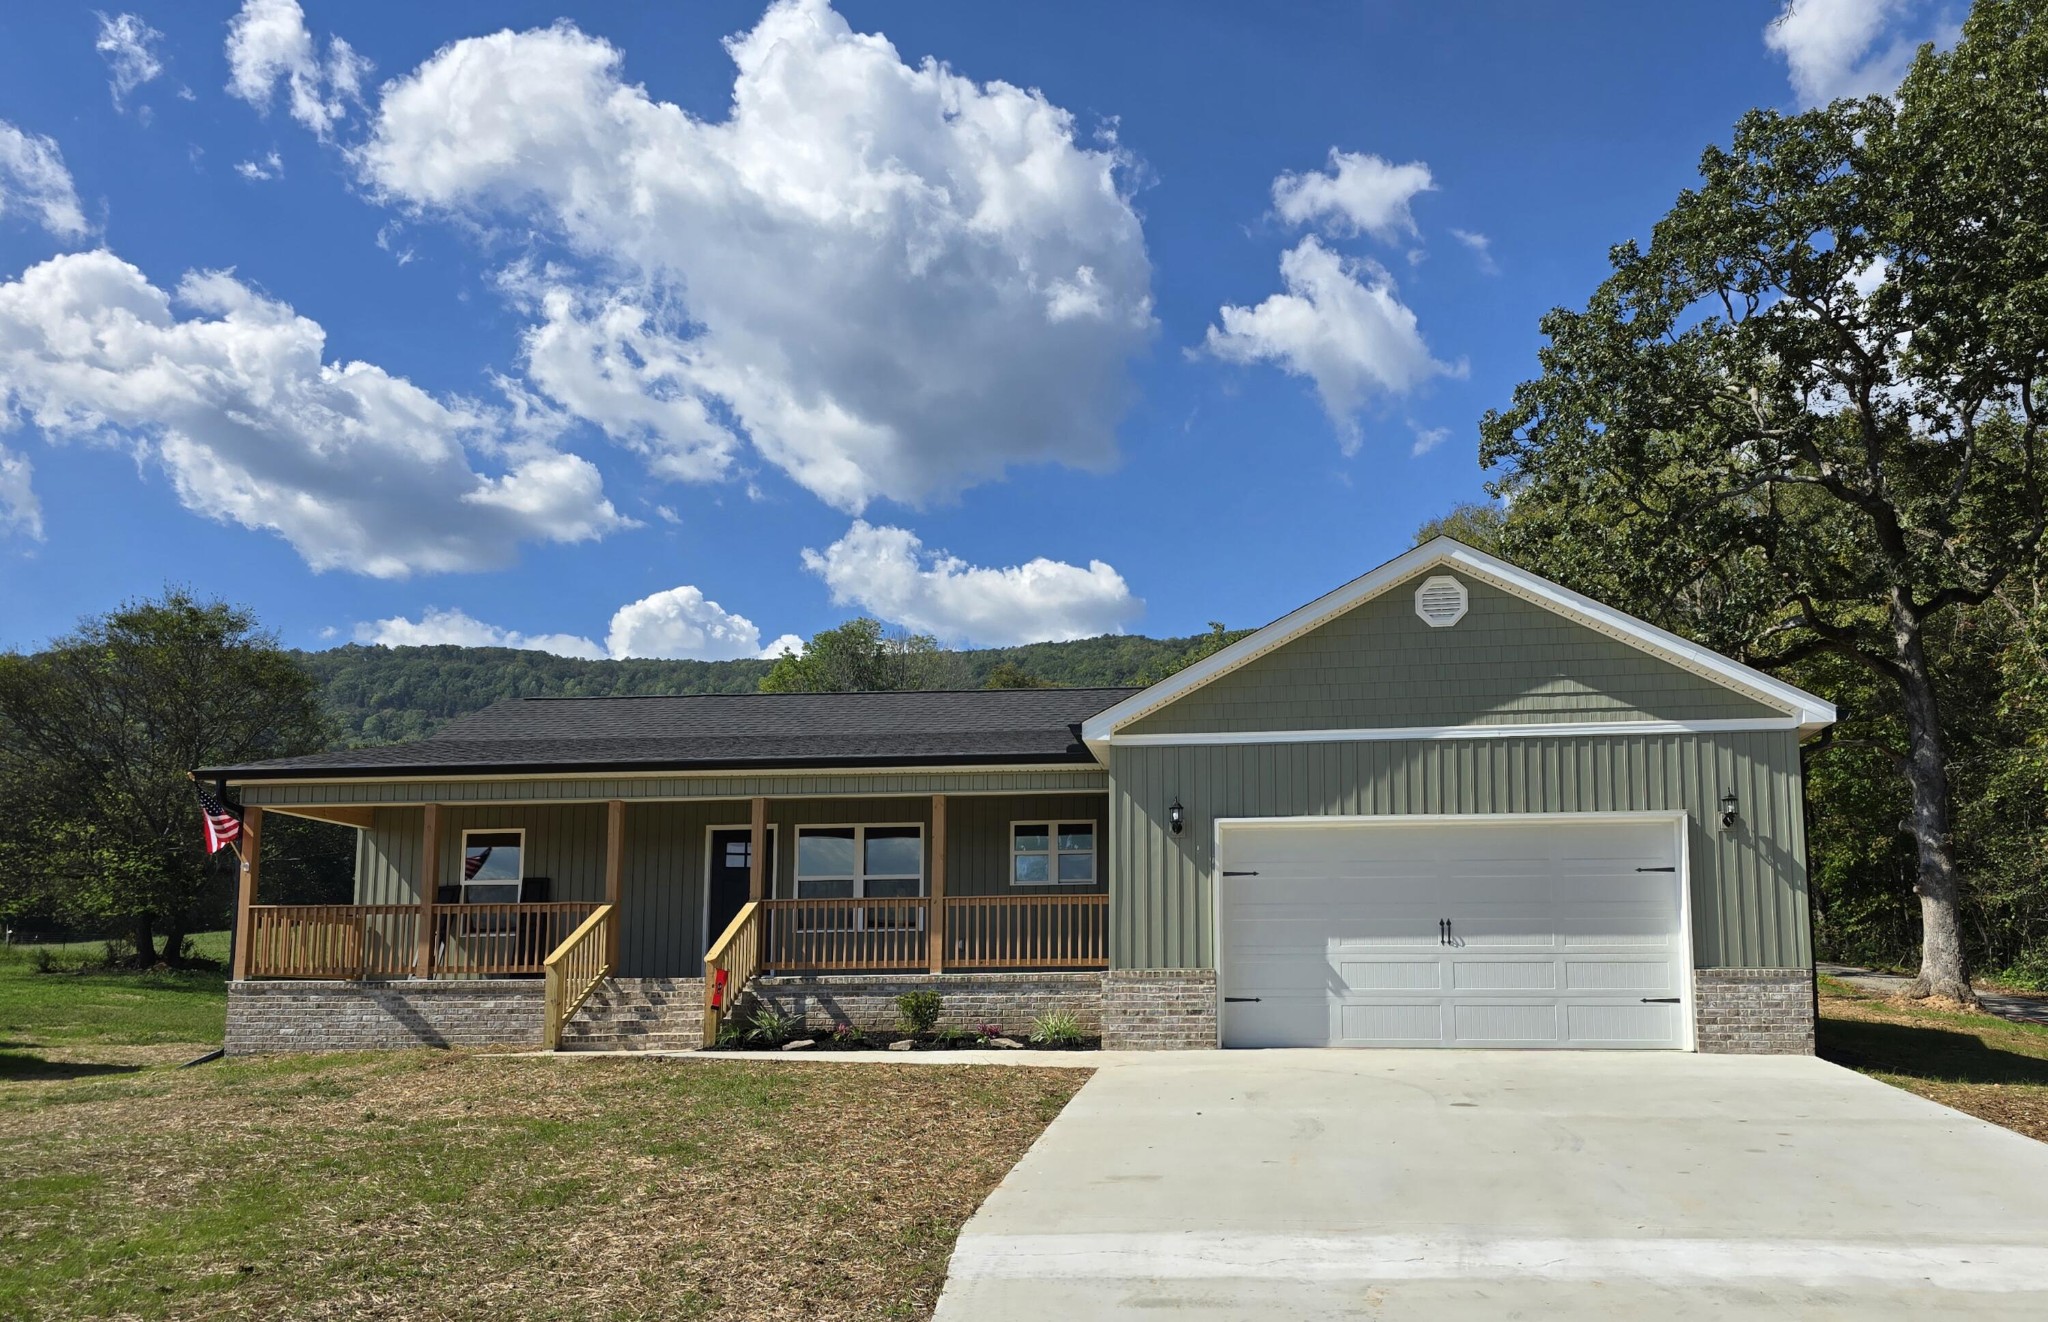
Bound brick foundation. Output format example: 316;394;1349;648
225;979;545;1055
750;972;1103;1037
1102;969;1218;1050
1693;967;1814;1054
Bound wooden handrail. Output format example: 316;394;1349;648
702;901;762;1048
542;904;613;1050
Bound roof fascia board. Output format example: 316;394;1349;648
1080;537;1835;750
222;761;1111;789
1102;716;1804;746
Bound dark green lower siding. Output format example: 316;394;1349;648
1107;732;1810;971
350;791;1107;977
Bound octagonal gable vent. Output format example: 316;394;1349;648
1414;574;1469;628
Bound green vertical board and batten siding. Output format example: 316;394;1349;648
349;792;1106;976
1119;574;1785;735
1107;731;1810;971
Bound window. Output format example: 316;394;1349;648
1012;822;1095;886
461;829;524;905
795;825;925;899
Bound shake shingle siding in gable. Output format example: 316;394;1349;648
1118;575;1784;736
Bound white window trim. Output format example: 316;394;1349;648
1009;819;1098;887
792;822;926;900
458;827;526;904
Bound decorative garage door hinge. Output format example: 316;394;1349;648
1224;996;1262;1003
1635;866;1677;872
1222;870;1260;877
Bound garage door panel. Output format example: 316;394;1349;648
1566;1002;1680;1043
1452;1002;1561;1043
1339;1002;1444;1043
1340;960;1442;990
1564;960;1672;991
1451;960;1559;991
1219;818;1687;1051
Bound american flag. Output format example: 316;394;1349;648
196;785;242;854
464;847;492;880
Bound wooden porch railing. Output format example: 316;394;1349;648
242;902;601;979
941;894;1109;969
243;904;421;979
759;897;932;972
542;904;613;1050
702;901;763;1047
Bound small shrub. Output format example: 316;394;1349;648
895;990;943;1035
829;1021;866;1046
743;1003;801;1047
976;1023;1004;1039
30;947;57;975
1028;1010;1086;1048
714;1019;751;1048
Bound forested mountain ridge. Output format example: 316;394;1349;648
297;628;1244;747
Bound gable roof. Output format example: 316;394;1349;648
1080;537;1836;748
205;687;1140;781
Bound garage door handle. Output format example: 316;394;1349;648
1636;866;1676;873
1640;997;1681;1004
1224;996;1261;1003
1222;870;1259;877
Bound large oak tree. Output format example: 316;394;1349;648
1480;0;2048;1002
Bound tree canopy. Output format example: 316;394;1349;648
1479;0;2048;1001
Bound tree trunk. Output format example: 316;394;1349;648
131;911;158;968
1893;617;1979;1005
157;915;188;969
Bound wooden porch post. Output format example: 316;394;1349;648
928;794;947;974
604;799;625;953
415;803;442;978
230;806;263;981
748;796;768;901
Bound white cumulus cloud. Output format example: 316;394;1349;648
358;585;798;661
1272;150;1434;243
0;249;630;577
1203;237;1459;454
0;122;89;238
355;606;606;658
95;13;165;110
0;444;41;540
801;520;1139;645
225;0;371;138
235;150;284;182
1765;0;1949;106
357;0;1154;511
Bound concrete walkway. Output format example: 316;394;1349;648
1820;962;2048;1026
934;1050;2048;1319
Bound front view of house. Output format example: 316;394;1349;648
210;538;1833;1056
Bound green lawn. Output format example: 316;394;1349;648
1818;975;2048;1142
0;1050;1086;1320
0;932;229;1078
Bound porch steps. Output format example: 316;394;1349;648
556;977;707;1052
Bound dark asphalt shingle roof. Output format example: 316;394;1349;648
203;688;1139;780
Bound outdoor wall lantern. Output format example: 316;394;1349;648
1719;791;1739;830
1169;797;1185;835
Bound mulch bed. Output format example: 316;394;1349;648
707;1029;1100;1054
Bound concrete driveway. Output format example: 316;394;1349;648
935;1051;2048;1319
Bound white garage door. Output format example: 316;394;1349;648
1218;817;1688;1049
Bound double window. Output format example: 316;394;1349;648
460;829;524;904
1012;822;1096;886
794;825;924;899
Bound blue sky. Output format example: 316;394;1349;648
0;1;1957;659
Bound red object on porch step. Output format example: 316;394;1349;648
711;967;728;1009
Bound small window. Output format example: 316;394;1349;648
461;829;524;905
794;825;924;900
1013;821;1095;886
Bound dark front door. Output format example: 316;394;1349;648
708;828;773;946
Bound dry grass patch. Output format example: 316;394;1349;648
0;1051;1088;1320
1818;977;2048;1143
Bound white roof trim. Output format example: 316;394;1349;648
1079;537;1836;751
1102;717;1804;747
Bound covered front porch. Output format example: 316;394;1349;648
229;778;1112;1046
